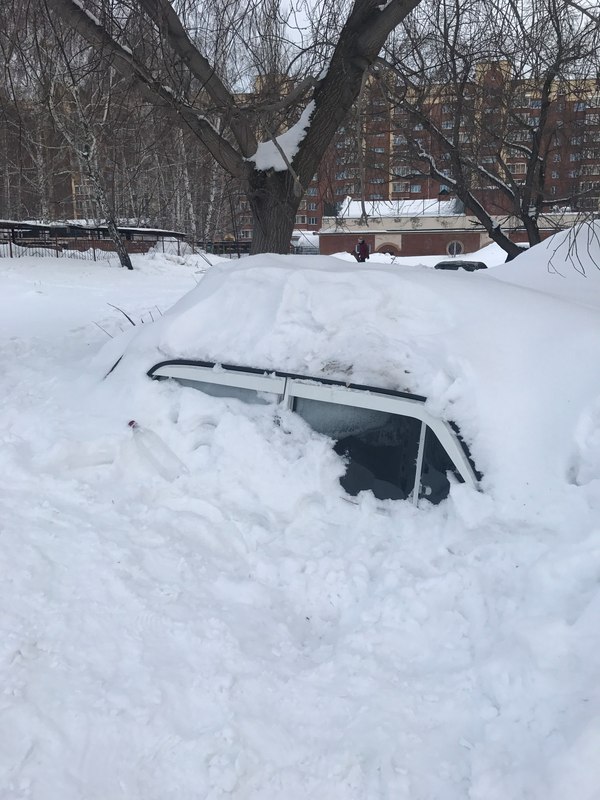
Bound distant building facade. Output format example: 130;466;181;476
318;199;580;257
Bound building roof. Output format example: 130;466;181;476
336;197;463;219
0;220;187;238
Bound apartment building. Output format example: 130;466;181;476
308;64;600;249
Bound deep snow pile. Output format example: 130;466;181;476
493;221;600;307
1;236;600;800
112;234;600;505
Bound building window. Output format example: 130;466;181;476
306;187;318;196
575;101;587;111
447;240;464;256
553;154;561;162
373;147;386;153
295;215;306;224
308;217;318;225
529;98;542;108
508;163;526;174
551;170;559;179
392;181;409;193
442;120;453;129
240;230;251;239
410;184;422;193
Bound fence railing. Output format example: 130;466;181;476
0;235;190;261
0;233;318;260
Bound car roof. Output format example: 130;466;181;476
435;259;487;269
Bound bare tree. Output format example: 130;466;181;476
44;0;423;254
378;0;600;257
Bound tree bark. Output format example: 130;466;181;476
247;170;300;254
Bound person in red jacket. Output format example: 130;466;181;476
353;238;370;262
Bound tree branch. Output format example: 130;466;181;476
136;0;257;157
44;0;248;178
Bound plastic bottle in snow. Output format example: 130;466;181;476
128;419;188;481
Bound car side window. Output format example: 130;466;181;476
148;360;478;504
175;377;277;405
293;396;422;501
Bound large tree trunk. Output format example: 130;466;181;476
248;170;301;254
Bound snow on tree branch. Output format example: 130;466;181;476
247;102;315;172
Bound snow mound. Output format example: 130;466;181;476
112;248;600;504
492;221;600;307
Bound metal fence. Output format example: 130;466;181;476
0;230;318;261
0;239;117;261
0;234;195;261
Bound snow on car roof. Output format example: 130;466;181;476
113;223;600;504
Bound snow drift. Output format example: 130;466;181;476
112;229;600;505
2;228;600;800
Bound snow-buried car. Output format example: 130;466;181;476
114;233;600;508
148;358;479;504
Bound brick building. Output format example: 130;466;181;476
98;63;597;248
300;64;600;253
316;64;600;212
318;199;579;258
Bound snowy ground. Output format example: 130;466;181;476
1;238;600;799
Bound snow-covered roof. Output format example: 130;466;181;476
0;219;62;229
335;197;463;219
291;229;319;246
0;219;187;237
69;223;187;237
